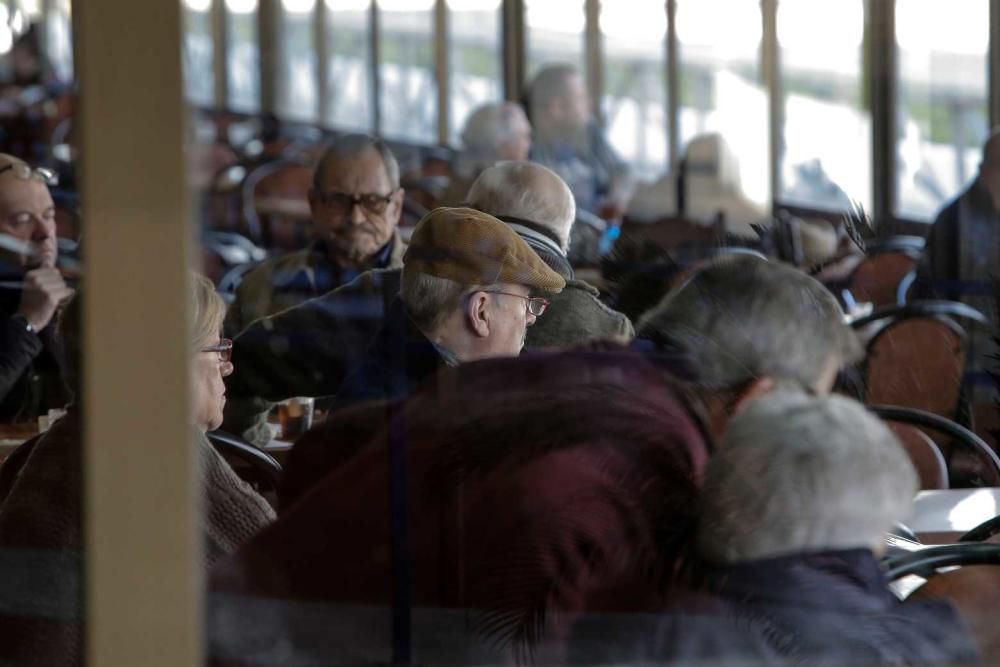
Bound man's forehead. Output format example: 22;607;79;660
317;147;391;190
0;176;53;211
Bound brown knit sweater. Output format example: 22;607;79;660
0;410;275;666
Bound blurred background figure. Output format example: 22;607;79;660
682;133;767;239
441;102;532;206
528;65;635;264
916;127;1000;402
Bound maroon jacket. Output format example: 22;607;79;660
209;347;709;664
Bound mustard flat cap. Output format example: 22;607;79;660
404;207;565;293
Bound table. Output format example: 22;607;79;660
911;488;1000;535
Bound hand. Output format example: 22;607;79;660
16;267;74;332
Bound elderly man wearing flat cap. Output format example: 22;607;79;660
333;206;565;406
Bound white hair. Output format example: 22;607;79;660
697;392;918;564
465;161;575;252
460;102;528;159
637;255;862;393
400;267;494;333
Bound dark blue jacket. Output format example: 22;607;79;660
566;549;979;665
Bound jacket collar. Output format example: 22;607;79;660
703;548;894;613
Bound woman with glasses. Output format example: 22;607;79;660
0;274;274;665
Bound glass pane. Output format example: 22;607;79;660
525;0;584;79
45;0;72;82
226;0;260;113
677;0;767;207
447;0;502;146
600;0;668;179
183;0;215;107
778;0;869;212
895;0;989;221
377;0;436;144
278;0;318;122
325;0;373;131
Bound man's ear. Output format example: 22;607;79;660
465;290;491;338
729;377;775;417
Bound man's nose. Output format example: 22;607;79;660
348;199;367;225
31;218;52;242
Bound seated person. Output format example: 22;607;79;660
528;64;634;220
209;344;709;665
225;133;407;335
916;128;1000;401
636;254;862;440
0;153;73;423
439;102;532;206
333;205;564;406
0;274;275;665
565;392;978;665
464;161;633;346
222;164;631;445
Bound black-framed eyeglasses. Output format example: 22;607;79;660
201;338;233;363
486;291;550;317
312;189;398;216
0;163;58;186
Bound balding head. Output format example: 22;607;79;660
528;64;591;137
465;161;576;252
461;102;532;164
0;153;56;268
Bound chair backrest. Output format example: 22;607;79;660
846;250;919;308
863;315;966;419
887;422;948;490
242;160;314;249
207;430;282;493
871;404;1000;487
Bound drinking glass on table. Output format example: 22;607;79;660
277;397;314;439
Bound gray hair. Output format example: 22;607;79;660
528;64;580;124
400;267;492;333
460;102;528;158
465;161;575;252
314;133;400;189
697;391;917;563
637;255;862;392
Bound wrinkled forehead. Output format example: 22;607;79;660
316;146;393;193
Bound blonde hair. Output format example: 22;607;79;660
191;272;226;350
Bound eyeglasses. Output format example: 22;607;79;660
486;291;550;317
0;163;58;186
312;189;397;216
201;338;233;363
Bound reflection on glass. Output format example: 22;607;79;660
376;0;435;143
183;0;215;106
778;0;869;212
226;0;260;113
896;0;989;221
524;0;584;79
278;0;318;121
45;0;72;82
600;0;667;179
447;0;502;146
676;0;766;205
326;0;373;131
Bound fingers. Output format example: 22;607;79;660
24;267;73;301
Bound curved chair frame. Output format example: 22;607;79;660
884;542;1000;581
870;405;1000;483
207;430;283;491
